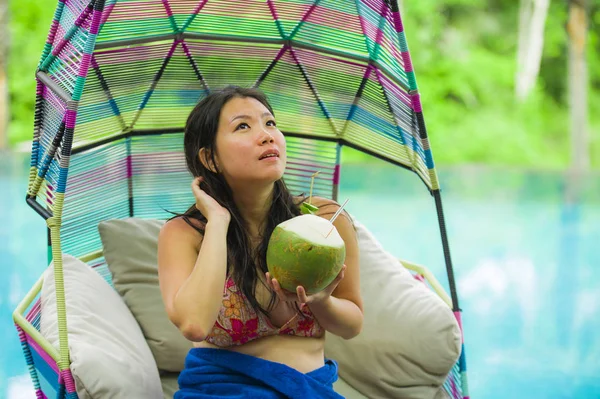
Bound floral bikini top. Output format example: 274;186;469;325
204;276;325;347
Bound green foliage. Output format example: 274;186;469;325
6;0;600;169
7;0;56;147
399;0;600;169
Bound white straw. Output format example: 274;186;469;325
326;198;349;237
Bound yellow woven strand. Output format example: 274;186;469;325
46;192;70;371
429;168;440;191
29;175;46;198
28;167;38;194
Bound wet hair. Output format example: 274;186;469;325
175;86;303;314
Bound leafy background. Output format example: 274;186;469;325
6;0;600;169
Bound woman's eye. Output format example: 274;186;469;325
235;123;249;130
267;120;277;127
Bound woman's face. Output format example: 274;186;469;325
210;96;287;186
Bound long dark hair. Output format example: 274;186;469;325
177;86;303;315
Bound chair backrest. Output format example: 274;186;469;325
55;134;340;260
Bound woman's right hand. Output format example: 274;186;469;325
191;177;231;224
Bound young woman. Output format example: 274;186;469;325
157;86;363;398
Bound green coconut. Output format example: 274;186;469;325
266;214;346;294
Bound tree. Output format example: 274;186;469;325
515;0;551;101
0;0;8;150
567;0;589;175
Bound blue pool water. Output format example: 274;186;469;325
1;150;599;398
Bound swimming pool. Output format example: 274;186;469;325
2;150;599;398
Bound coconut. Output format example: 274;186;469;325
266;214;346;294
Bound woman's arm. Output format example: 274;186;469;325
158;218;229;342
308;199;363;339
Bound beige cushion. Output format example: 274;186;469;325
98;217;460;399
333;377;368;399
324;221;462;399
40;254;163;399
98;218;193;373
160;372;180;399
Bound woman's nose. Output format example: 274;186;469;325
260;131;274;144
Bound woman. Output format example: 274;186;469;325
157;86;363;398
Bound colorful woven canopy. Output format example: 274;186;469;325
34;0;437;188
14;1;468;398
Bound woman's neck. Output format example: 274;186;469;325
232;182;274;238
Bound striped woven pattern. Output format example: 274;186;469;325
18;1;467;399
34;0;438;190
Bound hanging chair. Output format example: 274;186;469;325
13;0;469;398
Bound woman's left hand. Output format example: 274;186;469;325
265;265;347;305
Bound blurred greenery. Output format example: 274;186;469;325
6;0;600;169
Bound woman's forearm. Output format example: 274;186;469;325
173;220;229;340
308;296;363;340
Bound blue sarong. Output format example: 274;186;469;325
174;348;344;399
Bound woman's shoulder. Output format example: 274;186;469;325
304;196;357;240
293;195;337;207
160;215;205;249
295;196;352;222
303;196;342;213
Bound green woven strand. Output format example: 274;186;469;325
288;0;323;41
47;207;69;371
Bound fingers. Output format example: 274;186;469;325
265;272;274;290
296;286;309;304
191;177;205;196
271;279;287;301
336;264;347;282
323;264;346;295
266;273;311;304
271;277;297;302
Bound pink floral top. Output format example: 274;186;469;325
204;276;325;347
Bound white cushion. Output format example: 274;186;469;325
325;221;462;399
40;254;163;399
98;218;193;372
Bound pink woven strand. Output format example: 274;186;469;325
450;375;460;399
89;9;103;35
101;2;116;25
27;336;60;374
161;0;175;17
65;110;77;129
453;311;464;341
358;15;383;44
411;92;422;113
392;11;404;33
126;155;133;179
166;40;178;58
51;5;93;56
266;0;280;21
380;73;413;108
46;0;66;46
191;0;210;17
333;164;341;185
305;7;362;36
60;369;77;393
361;0;390;20
76;49;92;79
25;300;41;322
402;51;413;72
